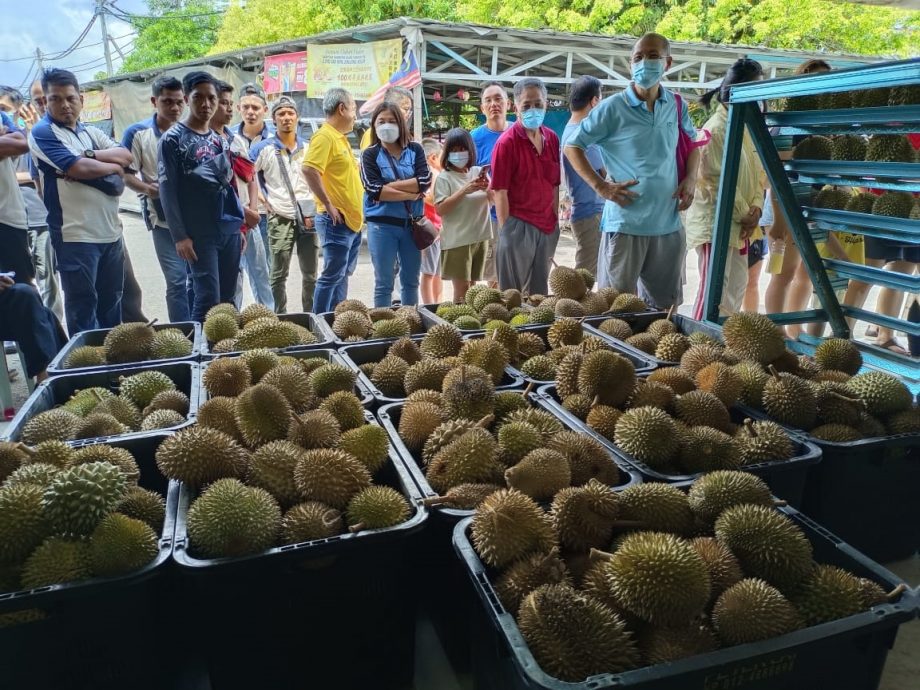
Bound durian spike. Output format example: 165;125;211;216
476;414;495;428
743;419;759;438
348;522;366;533
15;443;37;456
767;365;782;381
886;584;907;602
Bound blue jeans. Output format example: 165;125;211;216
187;231;242;322
259;214;271;273
367;221;421;307
313;213;362;314
0;283;67;377
152;226;192;323
54;237;124;336
234;227;275;311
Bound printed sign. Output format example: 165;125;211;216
81;91;112;122
306;39;402;100
264;51;308;94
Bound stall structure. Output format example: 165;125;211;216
705;59;919;388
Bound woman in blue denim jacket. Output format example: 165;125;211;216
359;102;431;307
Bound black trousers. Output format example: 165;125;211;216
122;246;147;322
0;283;67;377
0;223;36;282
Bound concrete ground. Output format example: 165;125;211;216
2;210;917;689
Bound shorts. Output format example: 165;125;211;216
865;237;920;263
440;240;489;281
420;239;441;275
747;238;767;268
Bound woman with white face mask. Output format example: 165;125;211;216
433;128;493;303
359;101;432;307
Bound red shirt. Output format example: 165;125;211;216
490;121;561;233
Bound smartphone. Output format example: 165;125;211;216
478;164;490;178
0;271;15;279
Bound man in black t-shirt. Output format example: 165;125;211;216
158;71;244;321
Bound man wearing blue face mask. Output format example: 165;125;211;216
564;33;700;310
490;77;561;296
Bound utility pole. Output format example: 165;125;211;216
35;47;44;73
97;0;114;77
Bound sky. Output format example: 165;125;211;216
0;0;146;92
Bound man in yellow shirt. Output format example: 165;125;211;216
303;87;364;313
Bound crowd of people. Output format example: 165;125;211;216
0;31;916;387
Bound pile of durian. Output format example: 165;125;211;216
0;441;164;596
552;314;802;475
433;284;538;330
203;303;319;353
792;133;919;167
782;85;919;112
18;371;191;444
468;471;905;683
329;300;425;341
591;313;701;362
393;380;626;509
807;183;920;220
159;351;409;559
63;320;194;369
527;266;649;319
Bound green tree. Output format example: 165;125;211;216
119;0;222;73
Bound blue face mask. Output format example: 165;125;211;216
520;108;546;130
633;59;666;89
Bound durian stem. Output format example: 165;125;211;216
476;414;495;428
588;547;614;562
289;414;305;429
773;499;788;507
522;382;535;397
666;305;675;321
459;365;467;383
828;391;864;408
767;365;782;382
591;395;601;408
743;419;759;438
146;318;159;327
348;522;366;533
321;510;341;527
15;443;36;456
886;584;907;602
550;258;558;268
420;495;452;507
91;389;106;402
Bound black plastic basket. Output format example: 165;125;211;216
199;348;374;411
317;307;434;345
536;385;821;508
737;406;920;563
46;321;202;376
171;411;427;690
470;323;657;387
585;313;724;367
200;312;335;358
453;507;915;690
0;434;179;690
377;396;641;674
339;338;526;407
1;362;200;445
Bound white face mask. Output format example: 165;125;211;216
376;123;399;144
447;152;469;168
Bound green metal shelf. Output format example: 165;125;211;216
765;105;920;135
803;207;920;244
822;259;920;293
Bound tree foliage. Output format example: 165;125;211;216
119;0;222;74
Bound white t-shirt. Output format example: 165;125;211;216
433;166;492;250
251;135;313;220
0;111;28;230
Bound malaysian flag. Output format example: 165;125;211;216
359;46;422;116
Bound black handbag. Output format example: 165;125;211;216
381;148;437;250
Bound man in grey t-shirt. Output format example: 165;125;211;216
0;85;63;320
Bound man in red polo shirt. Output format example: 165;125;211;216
490;77;561;295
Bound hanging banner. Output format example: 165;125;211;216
306;38;402;100
81;91;112;122
263;51;308;94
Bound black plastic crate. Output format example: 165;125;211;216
0;434;179;690
536;385;821;508
1;361;199;445
199;348;374;410
171;411;427;690
585;313;724;367
377;396;641;675
339;338;526;407
468;323;657;387
47;321;202;375
453;506;915;690
737;406;920;563
200;312;335;358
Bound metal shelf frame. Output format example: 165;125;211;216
705;59;919;368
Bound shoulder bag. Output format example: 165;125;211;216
381;146;438;250
275;147;315;235
674;93;711;183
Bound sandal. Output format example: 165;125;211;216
875;338;909;356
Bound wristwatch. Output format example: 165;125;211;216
83;149;96;159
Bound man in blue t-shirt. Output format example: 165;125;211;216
470;82;510;288
561;76;606;277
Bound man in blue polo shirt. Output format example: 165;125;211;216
565;33;699;310
561;76;606;277
30;68;133;335
122;75;191;322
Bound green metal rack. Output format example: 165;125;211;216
705;58;919;386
